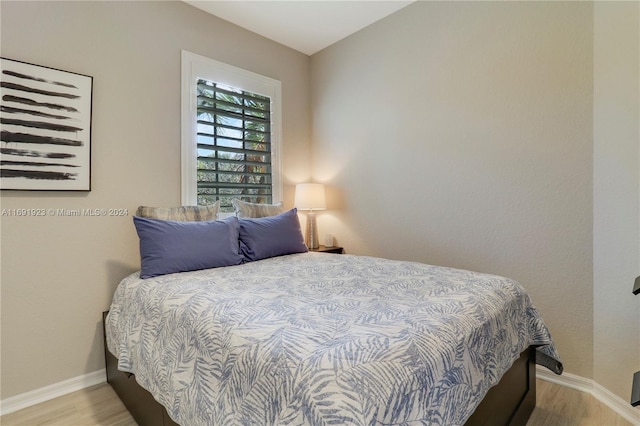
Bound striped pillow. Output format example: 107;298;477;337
135;201;220;221
232;199;284;218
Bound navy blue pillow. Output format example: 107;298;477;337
239;208;308;262
133;216;243;278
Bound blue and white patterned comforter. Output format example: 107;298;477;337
106;253;562;426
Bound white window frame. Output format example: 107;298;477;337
181;50;282;207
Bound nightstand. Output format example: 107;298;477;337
309;245;344;254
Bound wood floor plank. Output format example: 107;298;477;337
1;384;136;426
528;379;633;426
0;379;632;425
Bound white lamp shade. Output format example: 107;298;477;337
294;183;326;211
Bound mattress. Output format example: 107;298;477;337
106;252;562;425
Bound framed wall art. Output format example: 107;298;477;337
1;58;93;191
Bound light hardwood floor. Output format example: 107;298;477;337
528;380;633;426
0;379;634;425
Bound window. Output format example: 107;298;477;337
196;81;273;209
181;51;282;212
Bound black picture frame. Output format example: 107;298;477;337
1;57;93;191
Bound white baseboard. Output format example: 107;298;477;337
0;369;105;416
536;366;640;425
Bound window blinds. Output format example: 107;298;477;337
196;80;272;211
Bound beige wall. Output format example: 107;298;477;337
311;0;595;379
593;2;640;401
0;1;311;399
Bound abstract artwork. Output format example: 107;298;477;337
1;58;92;190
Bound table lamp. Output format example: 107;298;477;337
294;183;326;249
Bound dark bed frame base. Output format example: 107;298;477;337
465;347;536;425
103;312;536;426
103;312;179;426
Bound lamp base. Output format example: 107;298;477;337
305;211;319;249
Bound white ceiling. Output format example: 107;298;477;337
183;1;415;55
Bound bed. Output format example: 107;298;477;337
104;251;562;425
104;206;562;425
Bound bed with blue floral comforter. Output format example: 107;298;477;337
106;252;562;426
